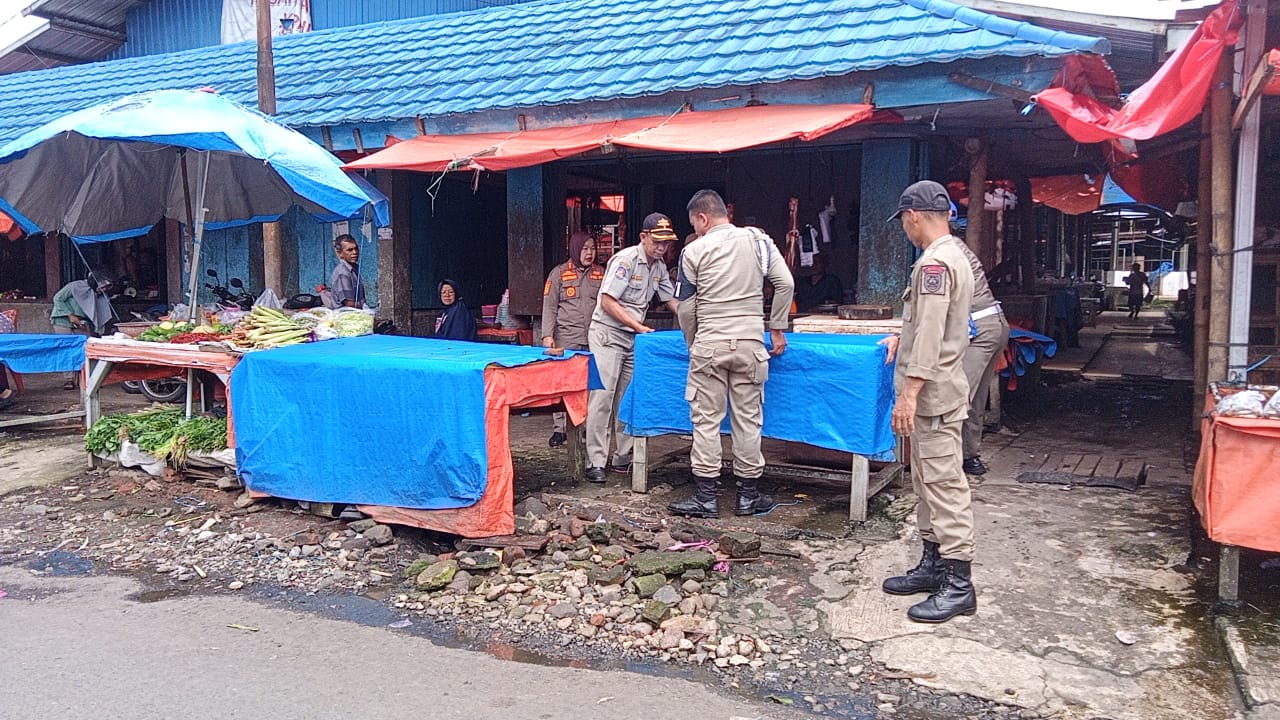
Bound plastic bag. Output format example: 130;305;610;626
1216;390;1268;417
1263;391;1280;419
333;307;375;337
254;288;284;310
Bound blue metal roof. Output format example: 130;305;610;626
0;0;1110;144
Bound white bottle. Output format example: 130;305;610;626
496;289;510;328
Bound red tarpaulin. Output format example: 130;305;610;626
1034;0;1241;143
1030;174;1104;215
345;104;875;173
1265;48;1280;95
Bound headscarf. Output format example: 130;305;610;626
67;274;115;333
434;279;477;341
568;231;592;269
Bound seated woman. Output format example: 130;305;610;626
434;279;477;341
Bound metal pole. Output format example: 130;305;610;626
1228;0;1267;381
1207;54;1234;382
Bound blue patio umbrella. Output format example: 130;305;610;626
0;89;389;320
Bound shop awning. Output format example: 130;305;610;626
344;104;875;173
1033;0;1241;144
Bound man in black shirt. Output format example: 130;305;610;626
794;254;843;311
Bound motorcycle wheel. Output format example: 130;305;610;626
140;378;187;404
122;380;143;395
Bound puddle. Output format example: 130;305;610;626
27;551;93;576
128;587;192;603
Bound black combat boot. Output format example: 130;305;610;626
668;475;720;518
962;456;987;476
735;475;777;516
907;558;977;623
882;540;943;595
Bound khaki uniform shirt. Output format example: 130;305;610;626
948;236;997;313
677;223;795;344
591;244;675;332
894;235;975;417
541;261;604;347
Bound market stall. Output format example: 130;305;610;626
619;331;897;521
1193;384;1280;603
230;335;593;538
0;332;87;428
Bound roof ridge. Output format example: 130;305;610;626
899;0;1112;53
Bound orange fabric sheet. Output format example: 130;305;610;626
345;104;875;173
85;338;241;448
358;354;590;537
1193;394;1280;552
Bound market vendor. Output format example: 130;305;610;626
541;231;603;447
329;234;366;308
793;254;843;311
435;279;477;341
50;271;115;389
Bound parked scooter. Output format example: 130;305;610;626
205;268;255;310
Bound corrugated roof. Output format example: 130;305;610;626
0;0;1110;143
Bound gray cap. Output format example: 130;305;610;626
886;180;952;222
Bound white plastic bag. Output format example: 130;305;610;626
254;288;284;310
1262;391;1280;419
118;440;167;477
333;307;375;337
1217;390;1268;417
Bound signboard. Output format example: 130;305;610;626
222;0;312;45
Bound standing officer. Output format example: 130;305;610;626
878;180;977;623
668;190;794;518
947;204;1010;478
585;213;679;483
542;231;604;447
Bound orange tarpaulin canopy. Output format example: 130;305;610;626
345;104;875;173
1034;0;1241;143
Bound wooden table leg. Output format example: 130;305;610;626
566;415;585;482
631;436;648;493
83;359;114;468
850;454;870;522
1219;544;1241;605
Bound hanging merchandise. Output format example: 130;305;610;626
818;196;836;244
800;224;819;268
784;198;801;272
496;289;511;328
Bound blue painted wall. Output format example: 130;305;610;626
856;138;924;308
111;0;536;60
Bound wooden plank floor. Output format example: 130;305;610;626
1018;452;1149;490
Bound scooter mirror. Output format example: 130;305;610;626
206;268;219;278
230;278;244;289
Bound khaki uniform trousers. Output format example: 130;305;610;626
910;405;975;561
586;324;635;468
687;338;771;479
551;342;588;433
961;314;1010;459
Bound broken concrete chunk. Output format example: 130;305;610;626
589;564;628;586
718;531;761;559
456;551;502;571
641;599;670;625
414;560;458;591
652;584;682;605
633;573;668;599
626;550;714;576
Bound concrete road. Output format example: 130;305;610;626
0;568;795;720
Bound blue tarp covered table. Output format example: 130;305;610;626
620;330;896;455
230;334;593;537
0;333;86;373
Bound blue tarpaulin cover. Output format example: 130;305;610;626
231;335;589;510
0;333;86;373
620;331;896;456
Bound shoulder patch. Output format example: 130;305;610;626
543;280;552;296
919;264;948;295
614;265;628;280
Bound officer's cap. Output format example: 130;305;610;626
641;212;678;241
887;181;952;222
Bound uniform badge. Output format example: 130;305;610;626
543;280;551;296
589;269;604;280
614;266;627;280
565;286;577;298
920;265;947;295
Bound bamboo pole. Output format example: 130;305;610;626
256;0;284;296
1193;111;1212;414
1207;54;1234;382
966;137;991;268
1016;176;1036;293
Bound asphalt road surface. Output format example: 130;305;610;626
0;568;796;720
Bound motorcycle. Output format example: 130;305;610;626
205;268;255;310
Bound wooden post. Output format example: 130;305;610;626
43;232;62;300
1229;0;1268;380
1194;111;1212;418
1207;54;1234;382
1016;176;1036;294
256;0;283;295
966;137;991;269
